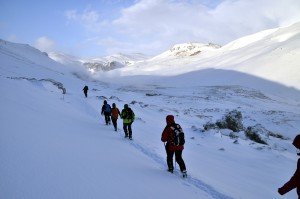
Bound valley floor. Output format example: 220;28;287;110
1;74;299;199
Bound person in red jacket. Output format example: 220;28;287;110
161;115;187;177
278;134;300;198
111;103;121;131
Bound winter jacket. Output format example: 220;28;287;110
278;158;300;197
278;134;300;198
111;108;120;120
101;104;111;115
121;108;135;124
83;86;88;92
161;115;184;152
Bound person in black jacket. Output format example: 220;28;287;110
83;85;89;98
101;100;112;125
278;134;300;198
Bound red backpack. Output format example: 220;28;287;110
111;108;120;119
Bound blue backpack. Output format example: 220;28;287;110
104;104;111;113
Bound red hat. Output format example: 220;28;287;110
166;115;175;125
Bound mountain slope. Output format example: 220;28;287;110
0;39;231;199
49;51;149;72
151;42;221;59
1;76;220;199
108;22;300;90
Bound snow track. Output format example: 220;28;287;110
126;138;234;199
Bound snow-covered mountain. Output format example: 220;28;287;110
48;21;300;90
82;53;146;72
152;42;221;59
49;51;148;72
48;52;82;66
109;22;300;90
1;22;300;199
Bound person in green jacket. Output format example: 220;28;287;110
121;104;135;140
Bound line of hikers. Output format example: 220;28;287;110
100;99;187;177
101;100;135;140
84;86;299;193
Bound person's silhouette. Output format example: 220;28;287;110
278;134;300;198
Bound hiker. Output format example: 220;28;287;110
101;100;112;125
161;115;187;177
121;104;135;139
111;103;121;131
278;134;300;198
82;85;89;98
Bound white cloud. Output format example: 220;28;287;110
65;8;107;32
65;0;300;55
109;0;300;54
34;36;55;52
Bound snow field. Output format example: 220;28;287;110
0;77;221;199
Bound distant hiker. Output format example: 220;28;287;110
101;100;112;125
111;103;121;131
121;104;135;140
161;115;187;177
83;85;89;98
278;134;300;198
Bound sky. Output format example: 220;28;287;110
1;0;300;57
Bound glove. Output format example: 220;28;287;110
278;187;284;195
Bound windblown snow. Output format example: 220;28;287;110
1;22;300;199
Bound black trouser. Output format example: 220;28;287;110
104;113;111;125
111;117;118;131
84;91;87;97
123;123;132;138
165;144;186;172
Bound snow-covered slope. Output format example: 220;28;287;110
48;52;82;67
152;42;221;59
1;21;300;199
109;22;300;90
0;39;229;199
49;51;149;72
82;53;148;72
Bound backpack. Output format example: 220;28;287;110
170;124;185;146
104;104;111;113
123;108;134;120
127;108;134;119
111;108;119;119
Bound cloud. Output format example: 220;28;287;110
65;8;107;32
34;36;55;52
64;0;300;56
109;0;300;54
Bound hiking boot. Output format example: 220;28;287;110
182;170;187;178
124;134;128;138
167;169;174;173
